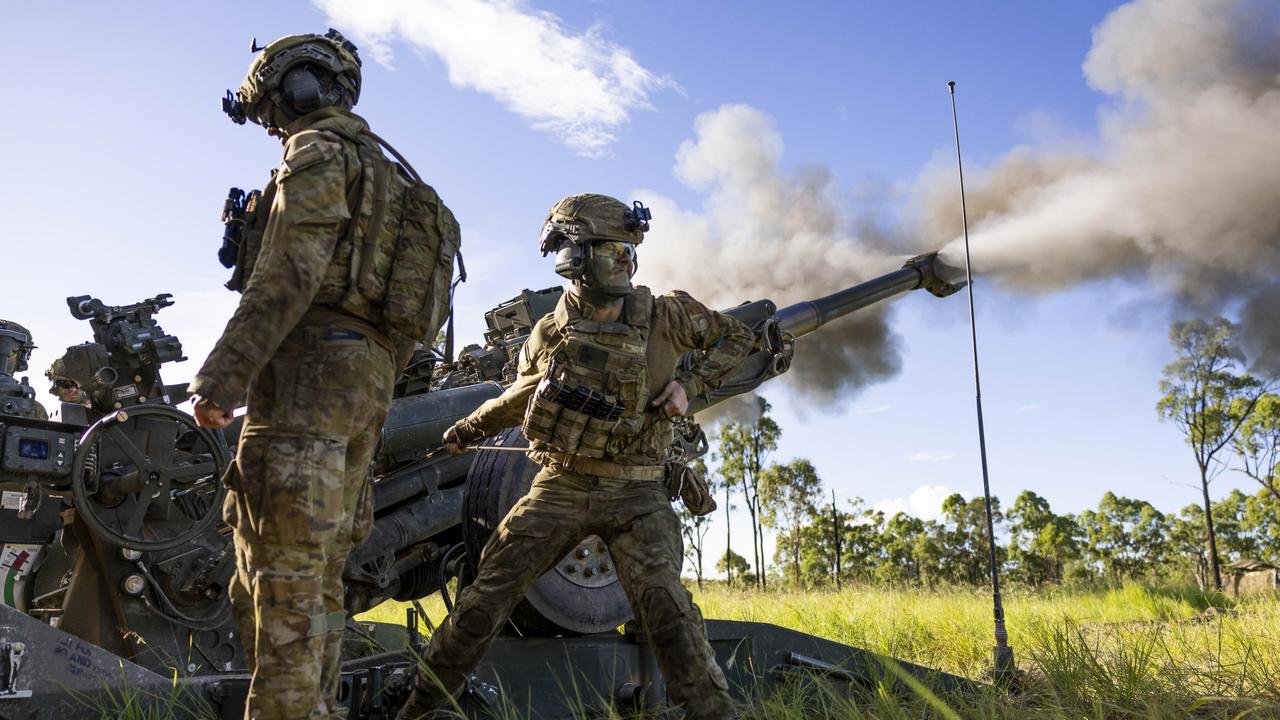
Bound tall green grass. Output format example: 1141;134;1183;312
361;584;1280;719
73;662;218;720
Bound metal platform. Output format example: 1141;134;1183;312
1;602;977;719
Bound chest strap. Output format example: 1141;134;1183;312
533;450;665;482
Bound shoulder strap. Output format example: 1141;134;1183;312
624;286;653;329
362;129;425;185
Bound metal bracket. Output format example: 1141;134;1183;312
465;674;500;708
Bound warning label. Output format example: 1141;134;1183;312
1;491;23;510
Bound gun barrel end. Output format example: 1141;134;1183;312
903;252;964;298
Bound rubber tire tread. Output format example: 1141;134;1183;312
460;427;565;635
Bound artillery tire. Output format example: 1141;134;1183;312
462;427;633;636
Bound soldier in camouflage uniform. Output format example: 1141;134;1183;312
0;320;47;421
192;30;458;720
396;194;753;720
46;357;90;407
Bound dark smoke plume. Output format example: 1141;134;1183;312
635;104;906;406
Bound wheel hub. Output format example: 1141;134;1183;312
554;535;618;588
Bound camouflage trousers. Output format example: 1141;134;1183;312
400;466;735;720
224;324;395;720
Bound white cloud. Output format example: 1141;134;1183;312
907;450;953;463
315;0;676;157
1013;403;1040;412
856;404;892;414
873;484;955;522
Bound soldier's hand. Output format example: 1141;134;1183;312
442;425;466;454
651;380;689;418
193;397;233;429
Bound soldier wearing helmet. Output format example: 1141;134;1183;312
0;320;47;421
46;357;90;408
191;29;459;720
396;194;753;720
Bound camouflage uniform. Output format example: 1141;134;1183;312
401;287;753;720
0;319;47;421
190;108;404;719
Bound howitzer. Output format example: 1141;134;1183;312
343;251;962;632
0;253;970;719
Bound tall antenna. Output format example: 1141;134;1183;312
948;80;1015;682
832;489;841;591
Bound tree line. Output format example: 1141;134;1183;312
680;317;1280;590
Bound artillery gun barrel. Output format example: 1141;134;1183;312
691;252;961;414
776;262;941;337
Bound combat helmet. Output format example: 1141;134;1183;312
46;356;81;399
539;194;651;299
223;28;362;129
0;320;34;377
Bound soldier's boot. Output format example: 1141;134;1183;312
397;498;583;719
632;577;736;720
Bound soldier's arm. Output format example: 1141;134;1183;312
189;132;354;410
451;320;554;442
660;292;755;399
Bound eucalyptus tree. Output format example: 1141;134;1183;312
1156;317;1264;589
759;458;824;586
1232;393;1280;504
717;397;781;589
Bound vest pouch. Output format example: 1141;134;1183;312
523;374;591;454
523;380;561;446
577;415;617;459
523;373;617;459
549;405;592;456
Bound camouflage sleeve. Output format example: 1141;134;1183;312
188;131;354;410
659;291;755;399
452;320;554;442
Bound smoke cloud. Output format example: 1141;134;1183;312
634;105;907;406
916;0;1280;372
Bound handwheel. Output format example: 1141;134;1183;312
462;427;633;635
71;404;229;552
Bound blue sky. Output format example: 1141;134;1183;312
6;1;1275;574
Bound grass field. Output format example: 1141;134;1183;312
360;584;1280;719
